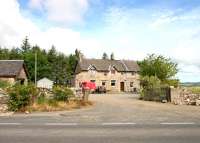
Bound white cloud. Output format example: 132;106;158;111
28;0;89;25
1;1;200;82
0;0;101;57
150;8;200;28
100;7;200;82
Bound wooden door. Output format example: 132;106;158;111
120;82;125;92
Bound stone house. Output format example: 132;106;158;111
74;58;140;92
0;60;28;85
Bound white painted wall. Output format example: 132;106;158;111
37;78;53;89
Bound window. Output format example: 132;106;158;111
130;82;134;87
111;80;116;86
102;81;106;86
90;80;95;83
104;72;108;76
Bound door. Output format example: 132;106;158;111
120;82;125;92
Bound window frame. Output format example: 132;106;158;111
130;82;134;87
111;80;116;86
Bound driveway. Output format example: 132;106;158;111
58;93;200;124
0;93;200;124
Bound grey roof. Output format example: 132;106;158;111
0;60;25;77
79;59;139;72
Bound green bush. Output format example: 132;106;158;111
37;94;46;105
140;76;161;90
8;84;37;111
48;99;58;107
140;76;168;101
164;79;179;88
53;86;74;102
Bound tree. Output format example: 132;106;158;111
102;52;108;60
9;48;22;60
138;54;178;82
0;47;9;60
21;36;31;52
110;52;114;60
0;39;79;86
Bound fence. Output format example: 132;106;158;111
143;87;171;102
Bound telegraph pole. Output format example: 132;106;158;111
35;52;37;87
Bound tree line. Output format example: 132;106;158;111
0;37;78;85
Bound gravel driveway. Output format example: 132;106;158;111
59;93;200;124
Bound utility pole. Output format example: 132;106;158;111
35;52;37;87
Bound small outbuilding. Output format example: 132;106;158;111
0;60;28;85
37;77;53;90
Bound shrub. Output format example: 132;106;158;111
8;84;37;111
140;76;161;90
53;86;74;102
164;79;179;88
140;76;167;101
37;94;46;105
48;99;58;107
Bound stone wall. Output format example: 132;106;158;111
0;77;15;85
0;89;8;113
170;87;200;105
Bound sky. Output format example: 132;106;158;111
0;0;200;82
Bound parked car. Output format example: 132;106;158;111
95;86;106;94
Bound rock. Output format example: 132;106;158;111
196;100;200;106
0;112;14;116
0;95;8;104
25;111;30;114
162;99;167;103
0;104;8;112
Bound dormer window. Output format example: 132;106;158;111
88;65;96;75
110;65;116;74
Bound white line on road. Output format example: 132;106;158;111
102;122;136;126
0;123;21;125
45;123;78;126
160;122;195;125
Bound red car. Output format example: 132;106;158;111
82;81;96;90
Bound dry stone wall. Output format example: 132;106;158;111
171;87;200;106
0;89;8;113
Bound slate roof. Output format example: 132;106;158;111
78;59;139;72
0;60;25;77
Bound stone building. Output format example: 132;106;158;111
74;58;140;92
0;60;28;85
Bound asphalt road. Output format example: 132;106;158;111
0;94;200;143
0;123;200;143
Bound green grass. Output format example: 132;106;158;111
186;87;200;94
